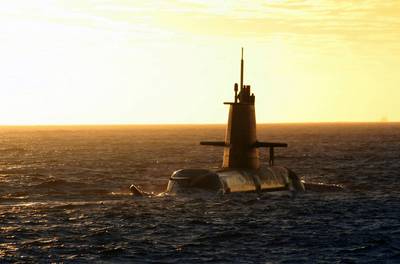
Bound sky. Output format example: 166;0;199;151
0;0;399;125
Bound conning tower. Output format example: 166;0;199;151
223;48;258;169
201;48;287;170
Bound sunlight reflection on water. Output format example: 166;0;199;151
0;124;399;262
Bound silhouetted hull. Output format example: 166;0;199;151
165;165;305;195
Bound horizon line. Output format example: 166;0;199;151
0;121;398;127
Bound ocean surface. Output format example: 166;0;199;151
0;124;399;263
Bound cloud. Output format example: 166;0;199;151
1;0;399;55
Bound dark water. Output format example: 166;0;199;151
1;124;399;263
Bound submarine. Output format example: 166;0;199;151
130;49;341;196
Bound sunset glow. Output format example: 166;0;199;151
1;0;399;124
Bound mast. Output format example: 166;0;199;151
240;47;244;91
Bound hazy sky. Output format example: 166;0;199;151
1;0;399;124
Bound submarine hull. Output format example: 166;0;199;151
129;49;323;197
165;165;305;195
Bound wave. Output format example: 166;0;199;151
29;179;110;196
0;147;26;153
33;179;84;189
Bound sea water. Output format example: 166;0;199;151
0;124;399;263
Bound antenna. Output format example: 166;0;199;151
240;47;244;91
